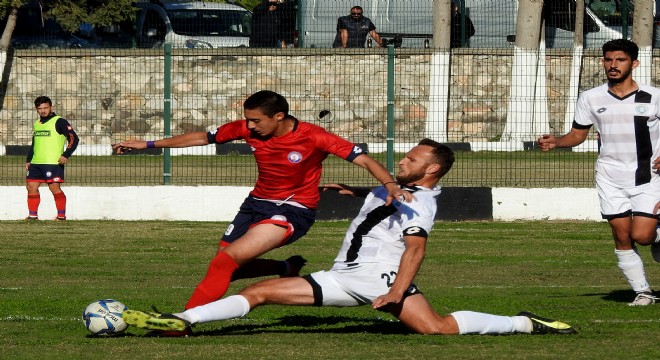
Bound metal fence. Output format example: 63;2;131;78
0;0;651;189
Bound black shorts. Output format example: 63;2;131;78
26;164;65;183
221;196;316;247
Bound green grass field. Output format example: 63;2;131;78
0;150;598;188
1;220;659;359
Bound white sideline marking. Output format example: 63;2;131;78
0;287;22;290
454;285;610;289
1;315;79;321
592;319;660;324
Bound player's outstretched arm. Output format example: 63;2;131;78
351;154;413;205
321;183;372;198
112;132;210;154
538;128;589;151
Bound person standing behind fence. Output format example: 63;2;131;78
112;90;412;332
25;96;79;221
450;1;475;48
250;0;289;48
538;39;660;306
332;6;383;48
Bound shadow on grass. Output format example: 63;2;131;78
197;315;412;337
580;289;659;304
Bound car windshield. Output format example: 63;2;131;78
167;9;252;36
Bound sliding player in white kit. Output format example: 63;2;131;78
539;39;660;306
123;139;576;336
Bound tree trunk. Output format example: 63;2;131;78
0;8;19;51
432;0;451;49
425;0;452;141
502;0;543;141
565;0;585;134
632;0;654;85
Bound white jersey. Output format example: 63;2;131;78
330;184;441;269
574;83;660;188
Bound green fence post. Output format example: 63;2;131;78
387;44;395;175
163;43;172;185
622;0;629;40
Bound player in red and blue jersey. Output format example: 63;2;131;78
113;90;412;316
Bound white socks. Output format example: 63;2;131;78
615;249;651;293
175;295;251;325
450;311;532;334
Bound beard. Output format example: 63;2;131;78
606;67;632;84
396;170;425;185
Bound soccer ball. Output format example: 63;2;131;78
82;299;128;335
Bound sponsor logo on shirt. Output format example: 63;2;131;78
404;226;422;235
597;107;607;113
271;215;288;222
34;130;51;136
225;224;234;236
288;151;302;163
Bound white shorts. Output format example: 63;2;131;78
596;177;660;219
305;263;420;307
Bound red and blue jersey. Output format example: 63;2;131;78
208;117;366;208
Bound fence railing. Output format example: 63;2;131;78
2;43;647;188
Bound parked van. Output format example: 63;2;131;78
471;0;627;48
134;0;252;48
296;0;626;49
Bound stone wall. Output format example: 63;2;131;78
0;49;652;147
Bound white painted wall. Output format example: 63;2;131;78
492;188;601;221
0;186;252;221
0;186;602;221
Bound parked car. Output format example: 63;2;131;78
134;0;252;48
1;4;98;49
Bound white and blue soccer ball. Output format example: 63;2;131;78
82;299;128;335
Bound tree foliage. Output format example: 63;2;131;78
32;1;137;32
0;0;270;50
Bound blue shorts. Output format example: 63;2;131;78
221;196;316;247
26;164;65;183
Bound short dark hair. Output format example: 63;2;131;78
243;90;289;117
34;96;52;107
602;39;638;61
351;6;363;12
418;138;455;179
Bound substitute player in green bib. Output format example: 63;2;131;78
25;96;79;220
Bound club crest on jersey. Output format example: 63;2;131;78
636;105;649;114
288;151;302;163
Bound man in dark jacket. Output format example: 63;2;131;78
250;0;292;48
332;6;383;48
